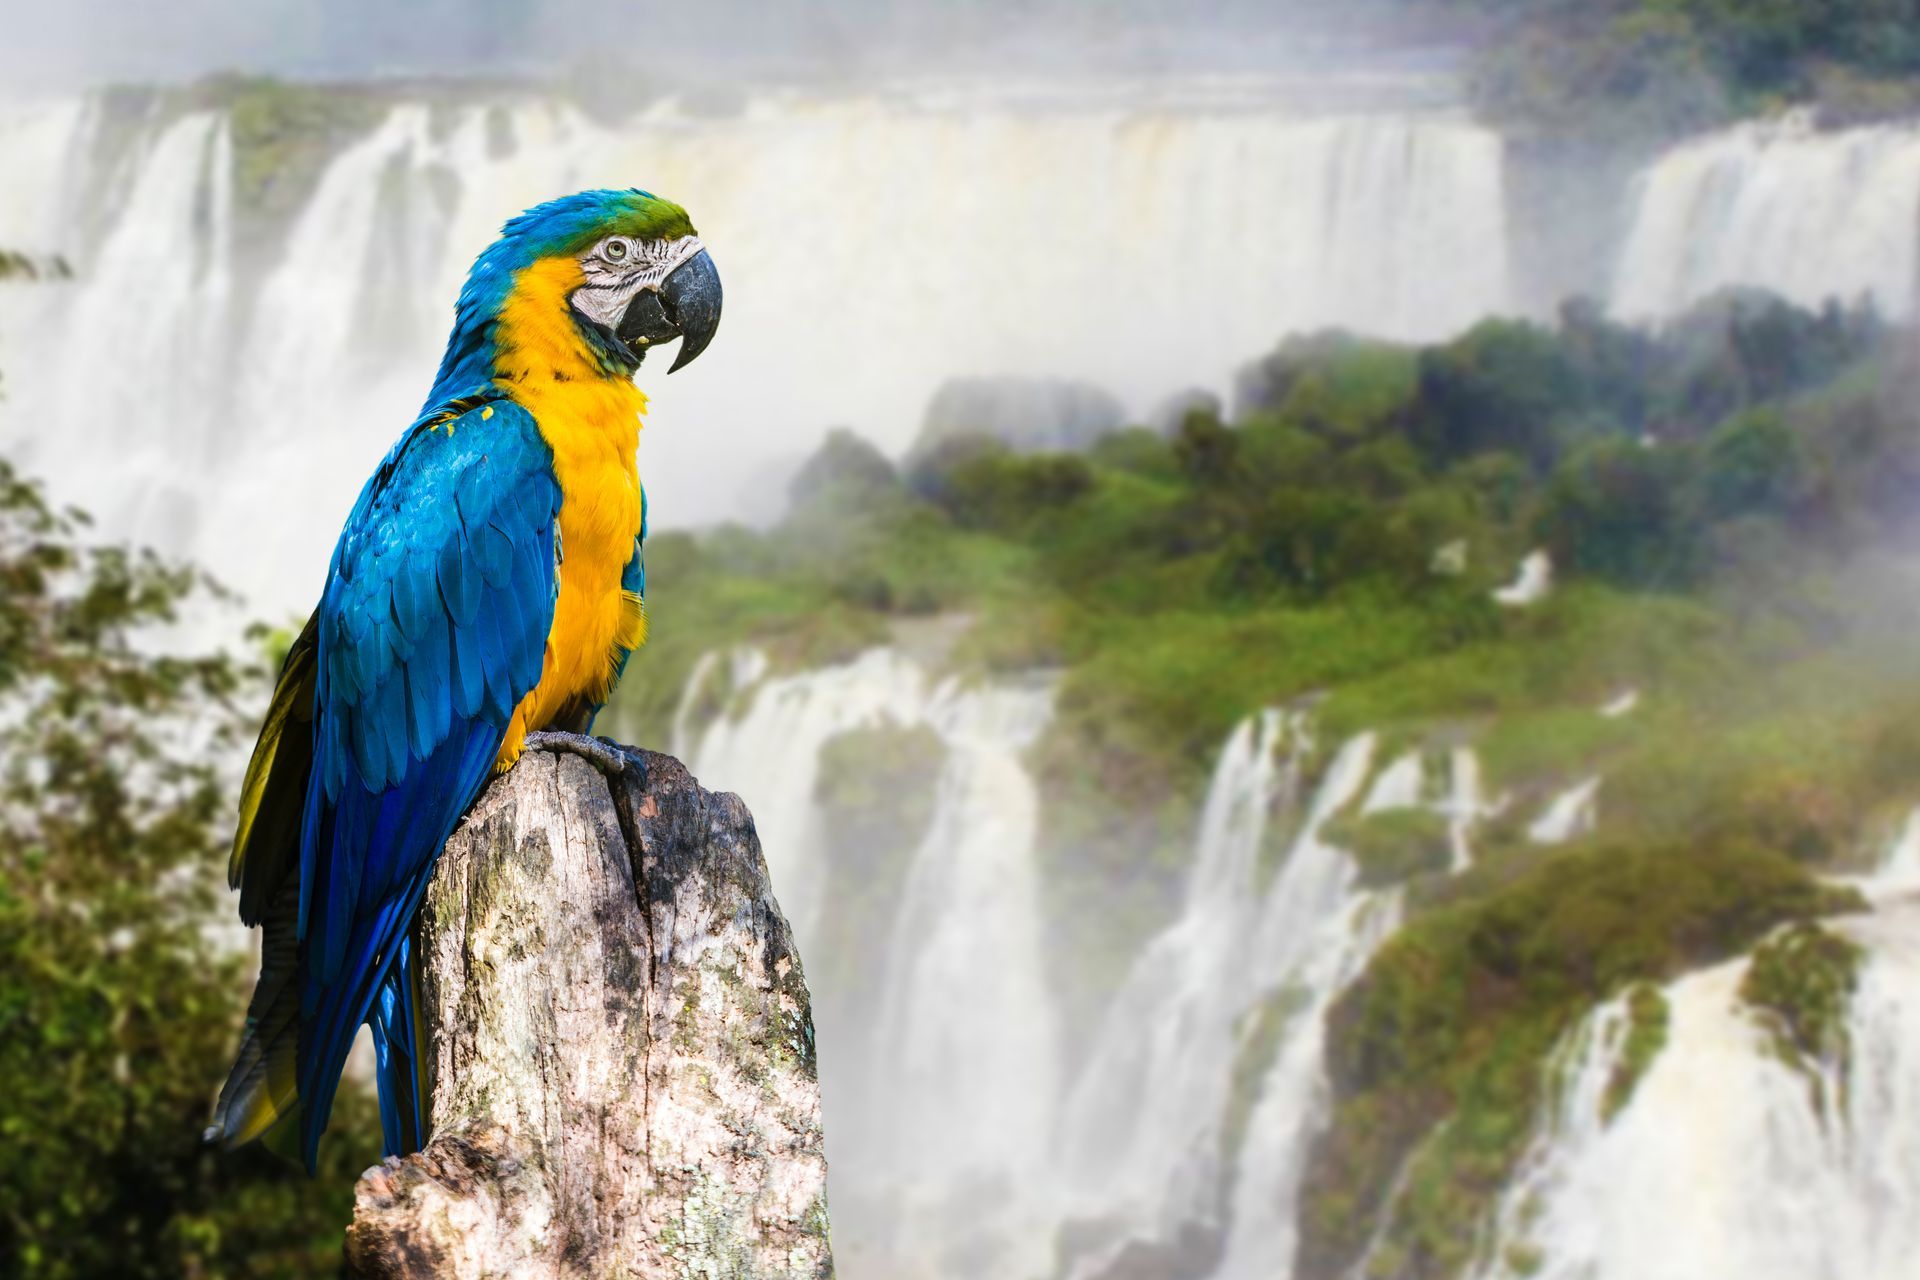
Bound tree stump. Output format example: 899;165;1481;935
343;745;832;1279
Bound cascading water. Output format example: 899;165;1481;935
682;662;1495;1280
10;71;1920;1280
681;646;1061;1279
863;677;1061;1278
1210;737;1406;1280
1611;112;1920;322
5;109;235;561
0;87;1514;621
1472;901;1920;1280
1056;721;1490;1280
1528;776;1601;845
10;85;1919;626
1055;711;1304;1268
679;647;928;941
0;98;96;251
1443;747;1489;873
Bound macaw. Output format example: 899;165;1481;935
206;189;721;1171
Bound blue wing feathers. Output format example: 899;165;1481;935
287;397;559;1169
449;617;487;720
472;519;514;589
439;530;482;627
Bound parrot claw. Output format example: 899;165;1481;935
523;731;633;779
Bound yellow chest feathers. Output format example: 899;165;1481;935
492;257;650;756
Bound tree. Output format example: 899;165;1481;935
0;452;374;1273
1412;319;1588;473
1537;437;1696;587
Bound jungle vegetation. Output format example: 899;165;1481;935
4;281;1919;1276
610;288;1920;1277
0;249;378;1278
1453;0;1920;138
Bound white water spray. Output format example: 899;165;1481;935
1612;113;1920;321
1475;903;1920;1280
682;647;1060;1279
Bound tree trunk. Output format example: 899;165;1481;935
343;745;833;1279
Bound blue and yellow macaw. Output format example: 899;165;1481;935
207;190;721;1171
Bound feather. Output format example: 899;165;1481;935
438;527;481;627
230;615;318;925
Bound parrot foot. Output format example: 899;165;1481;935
523;731;634;780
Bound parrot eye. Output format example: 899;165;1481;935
602;237;632;263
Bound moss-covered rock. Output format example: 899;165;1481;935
1602;982;1670;1123
184;75;388;266
1299;836;1862;1280
1324;808;1453;889
1740;921;1864;1083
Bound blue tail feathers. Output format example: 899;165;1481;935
370;935;426;1157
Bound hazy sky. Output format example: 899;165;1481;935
0;0;1425;93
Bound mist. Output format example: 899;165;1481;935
0;0;1455;94
6;3;1920;1278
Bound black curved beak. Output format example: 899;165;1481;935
616;248;722;373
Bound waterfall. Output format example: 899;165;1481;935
864;677;1060;1278
1362;750;1425;813
0;88;1512;619
1443;747;1488;873
1611;113;1920;321
1861;809;1920;901
681;647;1060;1279
680;647;928;941
1528;776;1601;845
1493;549;1553;607
3;108;234;564
1473;903;1920;1280
0;97;96;251
1056;711;1301;1262
7;85;1920;622
1055;717;1474;1280
237;105;441;430
685;672;1482;1280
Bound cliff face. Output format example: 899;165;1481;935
344;744;832;1280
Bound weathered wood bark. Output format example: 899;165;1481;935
344;746;832;1279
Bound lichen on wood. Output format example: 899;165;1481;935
344;745;832;1279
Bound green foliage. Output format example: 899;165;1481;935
922;444;1096;533
1237;332;1418;447
1740;921;1864;1074
1324;808;1453;889
1602;983;1670;1122
0;461;377;1278
186;76;385;242
1086;426;1182;481
1302;837;1861;1279
611;296;1916;1048
1537;437;1694;587
1599;657;1920;865
1412;318;1587;472
1464;0;1920;139
1700;408;1806;520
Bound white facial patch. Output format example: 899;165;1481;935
571;234;705;330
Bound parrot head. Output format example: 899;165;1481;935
453;188;723;386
